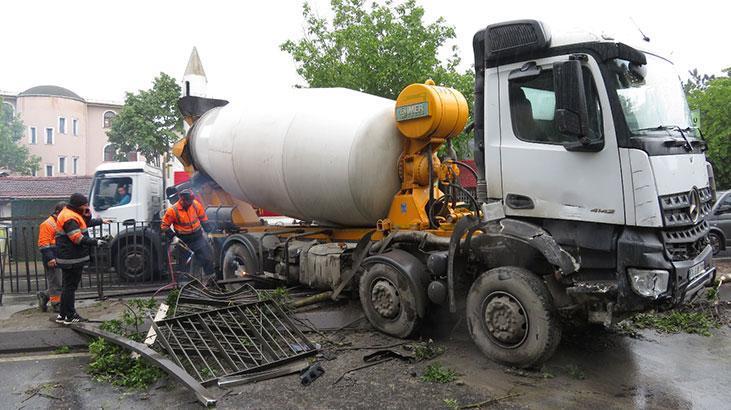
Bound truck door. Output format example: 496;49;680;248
497;55;625;225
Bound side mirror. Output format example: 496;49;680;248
553;60;596;151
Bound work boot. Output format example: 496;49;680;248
37;292;49;312
55;314;65;324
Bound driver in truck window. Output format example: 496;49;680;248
115;185;131;206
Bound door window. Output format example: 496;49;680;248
509;66;602;144
93;177;133;210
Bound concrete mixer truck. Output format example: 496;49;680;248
118;19;718;367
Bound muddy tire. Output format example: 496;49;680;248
359;263;423;338
222;243;258;281
709;231;722;256
116;243;153;282
466;266;561;368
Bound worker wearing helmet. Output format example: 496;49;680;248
55;193;110;324
36;201;66;312
161;189;214;281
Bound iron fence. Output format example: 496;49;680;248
0;217;195;298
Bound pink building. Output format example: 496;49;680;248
1;85;123;176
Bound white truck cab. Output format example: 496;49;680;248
89;161;165;281
90;161;163;227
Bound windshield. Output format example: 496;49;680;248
609;54;694;134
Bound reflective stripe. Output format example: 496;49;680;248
56;256;90;264
67;228;81;236
39;245;54;250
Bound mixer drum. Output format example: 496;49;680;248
188;88;403;227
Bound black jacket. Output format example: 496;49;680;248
55;207;102;267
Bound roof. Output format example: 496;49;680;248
457;160;477;189
94;161;161;176
0;176;93;199
184;47;207;78
19;85;85;102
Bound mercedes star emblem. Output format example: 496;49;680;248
688;188;701;223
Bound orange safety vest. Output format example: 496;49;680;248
161;199;208;235
55;207;88;245
38;216;57;249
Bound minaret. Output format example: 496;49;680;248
182;47;207;98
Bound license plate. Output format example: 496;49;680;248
688;262;704;280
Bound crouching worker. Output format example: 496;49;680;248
37;202;66;312
55;193;109;325
161;189;215;283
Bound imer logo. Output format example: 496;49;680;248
396;102;429;122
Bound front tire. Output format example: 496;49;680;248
709;231;722;256
116;243;153;282
466;266;561;368
359;263;423;338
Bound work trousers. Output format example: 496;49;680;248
177;231;214;280
44;264;62;305
59;264;84;319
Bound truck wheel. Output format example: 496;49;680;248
222;243;258;280
466;266;561;368
116;243;153;282
359;263;423;338
709;231;722;255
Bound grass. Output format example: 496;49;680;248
87;298;164;389
420;363;457;383
630;310;720;337
408;339;445;361
565;364;586;380
54;346;71;354
443;398;460;410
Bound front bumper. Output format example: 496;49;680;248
672;244;716;304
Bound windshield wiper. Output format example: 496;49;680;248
635;125;694;152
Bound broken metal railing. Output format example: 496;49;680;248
152;299;318;386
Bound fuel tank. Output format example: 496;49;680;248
188;88;402;226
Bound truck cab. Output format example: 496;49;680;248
89;161;165;281
473;20;715;321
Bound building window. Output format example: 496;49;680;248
45;128;54;144
103;111;116;128
29;127;37;144
45;165;53;177
103;143;116;161
72;118;78;136
59;157;66;174
59;117;66;134
72;157;78;175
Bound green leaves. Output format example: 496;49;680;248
105;73;183;164
687;69;731;189
281;0;475;158
0;98;40;175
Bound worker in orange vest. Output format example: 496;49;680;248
55;193;110;324
161;189;214;281
36;202;66;312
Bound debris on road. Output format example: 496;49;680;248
300;362;325;385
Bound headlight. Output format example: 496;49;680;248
628;268;669;299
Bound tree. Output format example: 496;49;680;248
687;68;731;189
0;99;40;175
683;68;716;94
281;0;475;158
106;73;183;165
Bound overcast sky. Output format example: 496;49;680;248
2;0;727;103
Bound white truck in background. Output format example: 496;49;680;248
88;161;165;281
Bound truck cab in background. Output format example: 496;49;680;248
89;161;165;281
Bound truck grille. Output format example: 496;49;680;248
659;187;712;261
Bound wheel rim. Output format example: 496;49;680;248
710;234;720;254
229;257;249;278
123;250;144;275
370;279;400;319
482;291;529;349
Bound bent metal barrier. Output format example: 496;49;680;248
0;218;177;298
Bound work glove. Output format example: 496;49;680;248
96;239;107;247
48;259;57;268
